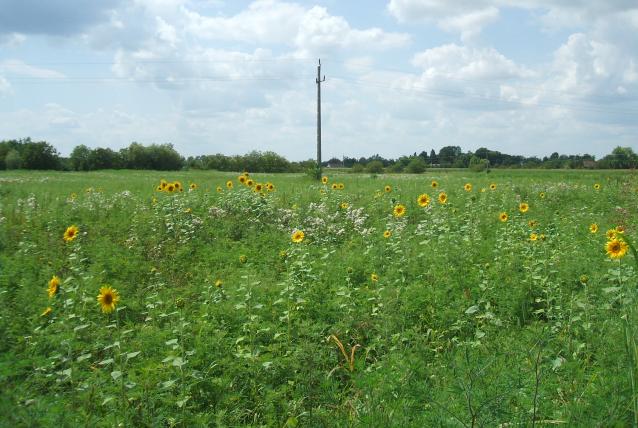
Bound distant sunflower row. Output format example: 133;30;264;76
237;173;275;192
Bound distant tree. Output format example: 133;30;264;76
70;145;91;171
351;163;365;173
366;160;384;174
438;146;462;167
429;149;438;165
469;155;488;172
4;149;22;170
21;141;59;170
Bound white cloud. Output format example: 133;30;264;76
0;75;11;96
0;60;66;79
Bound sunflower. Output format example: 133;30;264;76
539;192;546;199
383;230;391;238
216;186;223;193
431;180;438;189
338;183;345;190
174;181;182;191
417;193;431;207
48;275;60;298
63;225;79;242
160;179;168;189
530;233;538;241
499;212;508;222
579;274;589;284
331;183;338;190
167;183;175;192
340;202;349;209
528;220;538;228
393;204;406;218
322;176;328;184
246;179;255;187
41;307;52;317
226;180;233;189
215;279;223;288
606;229;617;240
464;183;472;192
239;255;248;264
156;185;163;192
254;183;263;192
371;273;379;282
291;230;305;243
490;183;497;190
615;225;625;234
594;183;601;190
238;175;247;184
519;202;529;213
589;223;599;233
438;192;448;204
97;286;120;314
539;234;546;241
267;183;275;191
384;185;392;193
189;183;198;191
606;238;629;259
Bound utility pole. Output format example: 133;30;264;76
316;58;325;178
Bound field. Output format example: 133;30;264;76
1;169;637;427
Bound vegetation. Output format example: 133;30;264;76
2;138;637;173
1;169;637;426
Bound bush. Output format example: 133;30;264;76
405;157;426;174
469;155;489;172
366;160;384;174
351;163;365;173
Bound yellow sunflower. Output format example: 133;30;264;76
48;275;60;298
594;183;601;190
254;183;263;192
226;180;234;189
464;183;472;192
63;225;79;242
156;185;163;192
431;180;439;189
239;255;248;264
530;233;538;241
393;204;406;218
167;183;176;192
490;183;497;191
499;212;508;222
417;193;431;207
539;234;547;241
384;185;392;193
606;229;616;240
331;183;338;190
589;223;599;233
322;176;328;184
519;202;529;213
371;273;379;282
338;183;345;190
189;183;198;191
340;202;349;209
606;238;628;259
41;307;52;317
291;230;305;243
216;186;223;193
174;181;182;191
267;183;275;191
438;192;448;204
383;230;391;238
97;286;120;314
528;220;538;228
246;179;255;187
160;179;168;189
215;279;223;288
615;225;625;234
238;175;247;184
539;192;546;199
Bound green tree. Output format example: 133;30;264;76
4;149;22;170
366;160;384;174
70;145;91;171
406;157;427;173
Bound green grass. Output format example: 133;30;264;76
1;169;637;427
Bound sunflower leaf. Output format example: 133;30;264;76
110;370;122;381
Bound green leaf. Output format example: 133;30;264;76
126;351;141;360
111;370;122;381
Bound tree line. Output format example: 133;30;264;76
0;138;636;172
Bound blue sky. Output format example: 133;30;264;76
1;0;637;160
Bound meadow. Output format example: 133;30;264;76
0;168;637;427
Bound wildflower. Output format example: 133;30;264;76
340;202;349;209
606;238;628;259
438;192;448;204
322;176;328;184
48;275;60;298
589;223;599;234
383;230;391;238
539;234;546;241
594;183;601;190
174;181;182;191
226;180;233;189
156;185;163;191
519;202;529;213
238;175;247;184
63;225;79;242
499;212;508;222
291;230;305;243
246;179;254;187
431;180;438;189
184;208;192;214
215;279;223;288
530;233;538;241
254;183;263;192
417;193;430;207
267;183;275;191
216;186;223;193
393;204;406;218
239;255;247;264
97;286;120;314
539;192;545;199
189;183;198;191
615;225;625;234
338;183;345;190
579;275;589;284
384;185;392;193
160;179;168;189
279;250;287;259
41;307;52;317
464;183;472;192
606;229;616;240
528;220;538;228
371;273;379;282
166;183;175;192
331;183;338;190
490;183;497;190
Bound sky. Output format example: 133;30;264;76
0;0;637;161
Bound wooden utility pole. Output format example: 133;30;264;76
316;58;325;178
